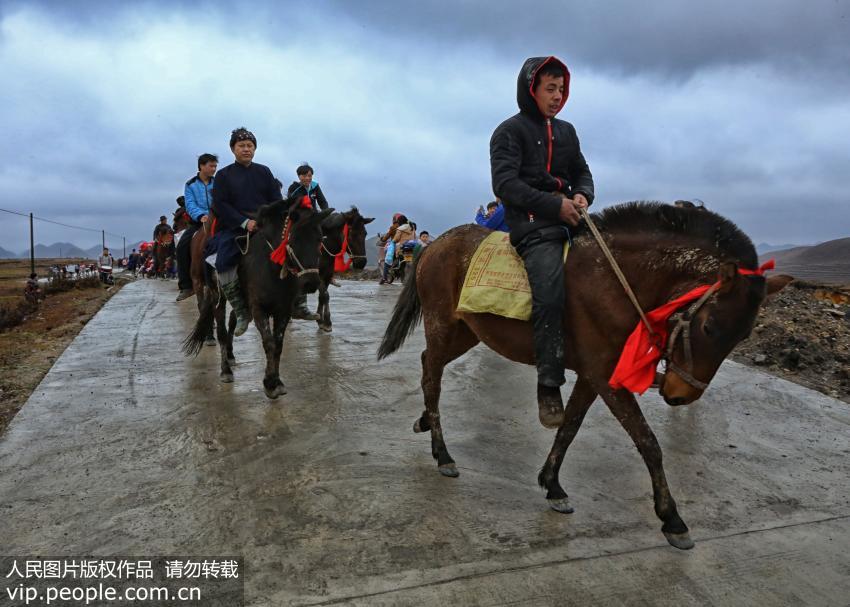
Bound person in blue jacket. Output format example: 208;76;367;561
207;127;281;336
475;200;510;232
176;153;217;301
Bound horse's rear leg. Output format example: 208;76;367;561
417;321;479;477
198;290;216;345
538;375;597;513
601;389;694;550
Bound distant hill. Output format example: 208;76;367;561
763;237;850;285
0;246;17;259
756;242;803;255
20;242;90;259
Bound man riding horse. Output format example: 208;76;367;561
206;127;282;337
490;56;594;428
176;153;218;301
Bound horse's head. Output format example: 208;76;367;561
172;207;190;233
286;199;334;293
660;265;793;406
342;207;374;270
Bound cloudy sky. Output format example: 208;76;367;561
1;0;848;253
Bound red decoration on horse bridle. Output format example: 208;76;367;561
334;223;352;273
608;260;775;394
270;196;313;266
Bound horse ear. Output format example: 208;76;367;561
363;217;375;225
316;208;335;223
766;274;794;297
717;262;738;294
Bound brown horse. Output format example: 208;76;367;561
173;207;217;345
315;207;374;331
378;202;792;550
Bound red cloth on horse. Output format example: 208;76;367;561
270;196;313;266
608;260;775;394
334;224;352;273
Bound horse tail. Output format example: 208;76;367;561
183;290;216;357
378;258;422;360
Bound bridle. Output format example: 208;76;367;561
238;218;321;280
580;208;712;392
320;221;368;262
663;284;718;391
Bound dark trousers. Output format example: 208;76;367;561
515;227;569;388
176;223;200;290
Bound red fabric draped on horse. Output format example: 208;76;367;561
378;201;792;550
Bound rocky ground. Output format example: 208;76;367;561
730;280;850;402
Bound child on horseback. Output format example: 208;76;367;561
490;56;595;428
287;163;329;320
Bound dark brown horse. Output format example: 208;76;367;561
378;202;791;550
184;198;332;397
315;207;374;331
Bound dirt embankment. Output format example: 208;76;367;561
0;259;125;435
731;281;850;402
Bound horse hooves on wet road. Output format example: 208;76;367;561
548;497;574;514
220;373;234;383
264;384;287;399
319;325;332;333
438;463;459;477
663;531;695;550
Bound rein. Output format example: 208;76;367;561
268;196;321;279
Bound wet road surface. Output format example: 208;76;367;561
1;279;849;605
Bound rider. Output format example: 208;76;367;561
176;153;218;301
153;215;172;242
208;127;282;336
287;163;328;320
490;56;595;429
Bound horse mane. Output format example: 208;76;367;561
591;201;758;268
256;199;289;227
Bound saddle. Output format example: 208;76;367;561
457;231;568;321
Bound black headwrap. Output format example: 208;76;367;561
230;127;257;148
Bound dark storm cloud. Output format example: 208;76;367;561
0;0;848;253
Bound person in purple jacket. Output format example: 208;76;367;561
474;200;509;232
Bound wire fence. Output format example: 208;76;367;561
0;206;131;294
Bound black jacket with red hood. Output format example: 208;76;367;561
490;56;595;245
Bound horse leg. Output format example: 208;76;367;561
226;310;236;364
537;375;597;513
215;297;233;382
254;310;284;399
600;389;694;550
269;310;288;396
416;321;480;477
317;284;332;332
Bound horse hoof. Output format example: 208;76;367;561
413;417;431;433
664;531;695;550
438;463;459;477
548;497;574;514
205;337;216;346
227;357;236;365
319;325;332;333
264;384;287;399
220;373;234;383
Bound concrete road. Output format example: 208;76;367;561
1;279;849;606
